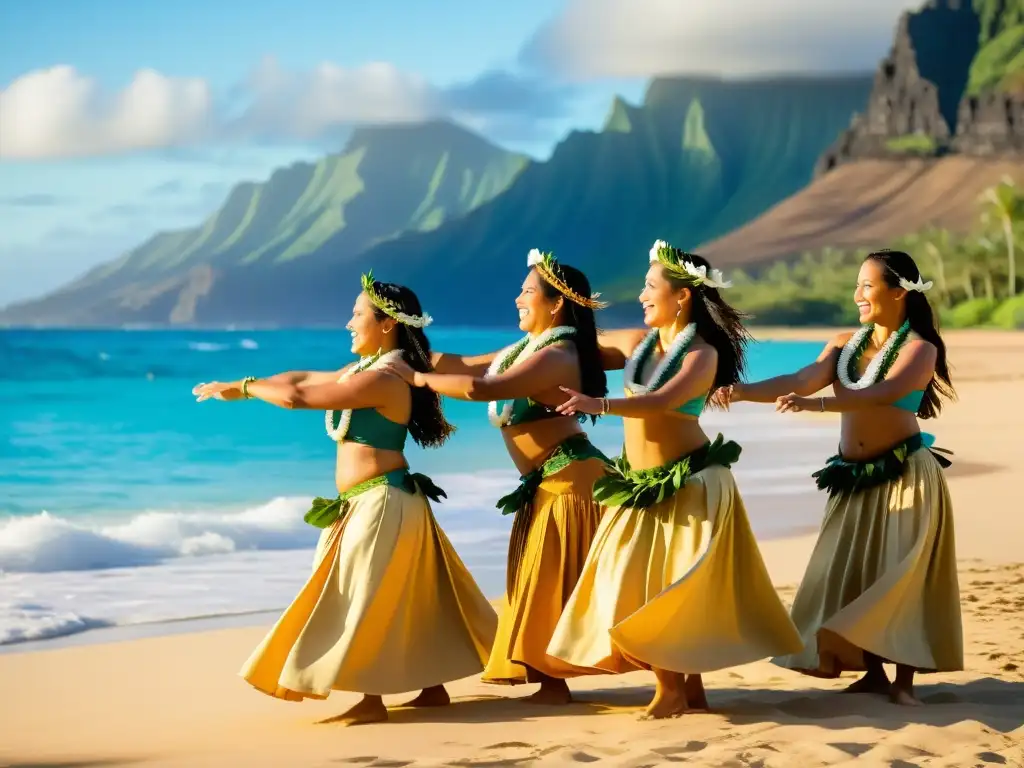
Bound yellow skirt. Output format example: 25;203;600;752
548;464;803;674
772;448;963;676
481;457;607;684
240;483;498;699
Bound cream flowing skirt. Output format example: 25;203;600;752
548;464;803;674
240;483;498;699
773;449;963;676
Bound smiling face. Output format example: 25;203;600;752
639;265;689;328
854;258;904;325
515;269;563;333
346;292;394;356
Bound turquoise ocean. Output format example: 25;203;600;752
0;328;836;647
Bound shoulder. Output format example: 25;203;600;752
360;368;407;388
685;339;718;366
689;336;718;356
901;335;937;361
537;341;578;362
828;330;857;349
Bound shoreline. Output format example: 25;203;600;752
1;330;1022;766
3;330;1023;657
1;520;830;657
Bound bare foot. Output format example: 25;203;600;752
842;672;891;696
524;680;572;705
316;695;388;726
639;687;689;720
400;685;451;708
683;674;709;711
889;686;923;706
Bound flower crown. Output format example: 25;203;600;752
649;239;731;290
527;249;609;310
898;276;933;293
361;271;433;328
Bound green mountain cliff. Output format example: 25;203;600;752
3;121;528;325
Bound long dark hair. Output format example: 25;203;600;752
369;280;455;447
534;263;608;400
866;249;954;419
661;250;751;401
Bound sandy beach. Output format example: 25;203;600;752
2;330;1022;768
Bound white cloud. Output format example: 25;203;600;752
235;57;440;140
0;67;212;159
523;0;921;79
0;59;556;159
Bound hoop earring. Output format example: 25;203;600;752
383;326;393;335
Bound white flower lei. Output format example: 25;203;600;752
836;323;910;390
623;323;697;394
325;349;405;441
486;325;576;427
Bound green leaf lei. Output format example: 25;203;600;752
304;470;446;529
494;434;609;516
811;433;952;497
593;434;742;511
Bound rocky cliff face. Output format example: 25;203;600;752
817;0;988;174
954;91;1024;154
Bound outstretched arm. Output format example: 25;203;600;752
389;346;576;402
778;341;936;413
263;367;350;386
194;369;397;411
729;333;849;404
596;328;648;371
557;347;717;418
430;350;501;376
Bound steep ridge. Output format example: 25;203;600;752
1;76;871;326
326;76;873;325
1;122;528;326
700;156;1024;267
700;0;1024;270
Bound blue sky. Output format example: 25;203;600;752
0;0;914;306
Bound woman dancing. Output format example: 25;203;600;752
384;249;609;705
715;249;961;706
192;274;497;725
550;240;802;720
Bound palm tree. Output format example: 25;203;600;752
913;227;953;307
980;177;1024;296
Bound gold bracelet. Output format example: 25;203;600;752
242;376;256;399
602;397;610;414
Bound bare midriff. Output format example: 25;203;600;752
833;384;922;461
833;339;923;461
334;443;408;494
332;393;411;494
623;411;709;471
501;415;585;476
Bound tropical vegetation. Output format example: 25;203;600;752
729;177;1024;329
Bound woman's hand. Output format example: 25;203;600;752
775;393;814;413
711;385;735;410
193;381;245;402
555;386;603;416
381;360;424;387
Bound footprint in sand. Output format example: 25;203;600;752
653;741;708;757
829;742;873;758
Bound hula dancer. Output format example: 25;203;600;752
550;241;802;720
715;249;961;706
384;249;609;705
192;275;497;725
